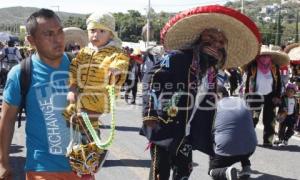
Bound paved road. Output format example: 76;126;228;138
1;89;300;180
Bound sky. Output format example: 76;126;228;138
0;0;230;14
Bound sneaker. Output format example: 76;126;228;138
226;167;238;180
279;140;288;146
238;165;251;178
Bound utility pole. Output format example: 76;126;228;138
275;3;282;46
241;0;244;14
296;9;299;43
146;0;150;47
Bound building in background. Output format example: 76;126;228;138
281;0;300;4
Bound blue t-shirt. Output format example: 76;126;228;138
3;53;72;172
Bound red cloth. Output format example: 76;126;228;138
130;55;143;64
280;65;288;75
291;60;300;65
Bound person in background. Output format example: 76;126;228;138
2;40;22;70
208;86;257;180
0;41;6;87
0;40;22;87
245;47;289;147
274;83;299;146
125;48;142;104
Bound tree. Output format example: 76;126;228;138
275;7;282;45
114;10;145;42
63;16;86;30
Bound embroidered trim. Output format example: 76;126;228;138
147;67;163;117
176;68;192;156
163;90;182;117
143;116;159;121
158;116;174;124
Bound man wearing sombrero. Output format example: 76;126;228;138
245;46;289;147
140;5;261;180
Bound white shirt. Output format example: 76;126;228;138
256;70;273;95
287;98;296;115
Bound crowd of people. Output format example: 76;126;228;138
0;40;34;88
0;5;300;180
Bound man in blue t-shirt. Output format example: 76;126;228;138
0;9;91;180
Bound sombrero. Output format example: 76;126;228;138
260;45;290;66
284;43;300;62
160;5;261;68
63;27;88;48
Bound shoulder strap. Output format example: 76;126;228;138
18;56;32;127
65;52;75;62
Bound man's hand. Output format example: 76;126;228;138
67;91;76;103
109;68;121;76
108;68;121;85
144;120;158;129
0;162;12;180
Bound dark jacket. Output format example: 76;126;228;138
140;49;216;156
245;61;281;98
278;95;299;119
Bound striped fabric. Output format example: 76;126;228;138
69;46;129;113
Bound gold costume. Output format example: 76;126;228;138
70;46;129;113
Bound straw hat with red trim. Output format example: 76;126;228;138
160;5;261;68
284;43;300;61
260;45;289;66
63;27;88;49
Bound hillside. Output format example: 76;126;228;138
0;6;86;25
226;0;300;22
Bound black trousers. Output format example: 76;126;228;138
252;93;276;144
125;79;138;102
0;68;8;87
294;116;300;132
278;115;296;141
208;153;253;180
149;144;193;180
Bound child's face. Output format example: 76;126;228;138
286;88;295;97
88;28;113;47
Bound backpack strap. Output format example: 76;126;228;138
65;52;75;62
18;56;32;128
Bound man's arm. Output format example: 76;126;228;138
0;102;18;179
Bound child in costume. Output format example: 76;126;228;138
63;11;129;176
64;11;129;129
